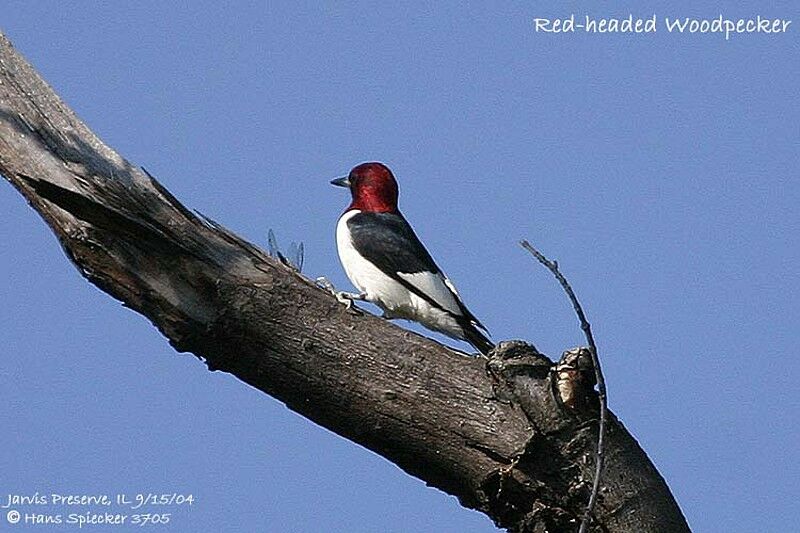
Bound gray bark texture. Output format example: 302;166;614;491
0;32;690;532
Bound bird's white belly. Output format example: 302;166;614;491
337;211;412;311
335;211;463;338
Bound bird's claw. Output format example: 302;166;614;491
315;277;365;309
337;291;366;308
315;276;336;293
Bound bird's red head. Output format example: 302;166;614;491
331;162;399;213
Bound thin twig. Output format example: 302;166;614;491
520;240;607;533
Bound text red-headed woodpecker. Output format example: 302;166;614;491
327;162;493;355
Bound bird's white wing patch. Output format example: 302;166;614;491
397;271;463;316
443;277;460;297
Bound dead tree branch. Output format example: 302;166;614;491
0;32;689;532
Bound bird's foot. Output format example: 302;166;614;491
336;291;367;309
315;276;336;292
315;277;366;309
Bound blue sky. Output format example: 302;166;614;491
1;2;798;532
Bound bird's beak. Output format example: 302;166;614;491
330;176;351;188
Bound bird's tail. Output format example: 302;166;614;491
460;320;494;356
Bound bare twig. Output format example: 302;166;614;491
520;240;608;533
267;228;305;272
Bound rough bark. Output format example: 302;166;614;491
0;32;690;532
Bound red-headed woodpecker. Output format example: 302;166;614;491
328;162;493;355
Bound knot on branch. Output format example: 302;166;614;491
487;340;551;383
486;341;598;419
554;347;598;413
479;341;593;532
